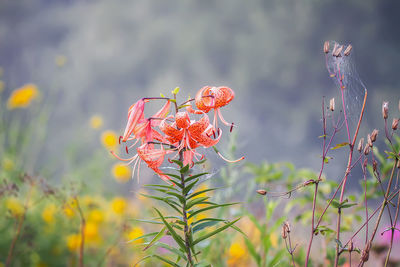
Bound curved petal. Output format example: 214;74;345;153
122;99;145;142
191;129;222;148
195;86;213;112
151;100;171;127
175;111;190;129
159;116;184;141
213;86;235;108
187;113;210;135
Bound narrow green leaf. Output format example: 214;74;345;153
244;238;261;265
192;220;221;233
171;160;183;168
166;191;186;204
154;208;186;251
193;159;207;165
331;142;349;150
154;255;181;267
143;227;166;251
192;217;241;245
183;179;199;195
187;188;218;200
127;231;159;243
144;184;179;192
186;197;209;210
188;203;239;219
154;242;187;261
185;172;208;184
180;164;190;174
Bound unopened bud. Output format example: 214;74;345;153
367;134;373;147
373;160;378;172
370;129;378;143
361;241;371;263
323;41;330;54
282;221;291;239
392;118;399;130
357;138;364;152
364;145;370;155
349;240;354;252
333;45;344;57
344;44;352;56
329;98;335;111
303;179;315;187
382;101;389;119
256;189;267;196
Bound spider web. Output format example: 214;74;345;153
325;41;366;130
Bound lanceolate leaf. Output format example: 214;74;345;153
154;208;186;252
143;227;166;251
192;217;241;245
244;238;261;265
188;203;239;219
186;197;209;210
185;172;208;184
154;242;187;261
180;164;190;174
192;220;221;233
187;188;219;200
331;142;349;150
127;232;159;244
183;179;199;195
144;184;180;192
153;255;181;267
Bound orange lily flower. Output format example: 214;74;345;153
188;86;235;129
160;111;221;166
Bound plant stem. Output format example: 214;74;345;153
179;150;194;266
75;197;86;267
6;181;34;267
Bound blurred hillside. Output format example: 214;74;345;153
0;0;399;182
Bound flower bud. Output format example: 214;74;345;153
370;129;378;143
349;240;354;252
333;45;344;57
392;118;399;130
367;134;373;147
329;98;335;111
256;189;267;196
373;160;378;172
357;138;364;152
323;41;330;54
364;145;370;155
344;44;352;56
382;101;389;119
282;221;291;239
361;241;371;263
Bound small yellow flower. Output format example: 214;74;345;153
101;130;118;149
66;234;81;251
228;241;246;266
112;163;132;183
126;227;145;244
7;84;39;109
6;198;24;217
111;197;127;215
55;55;67;67
270;232;278;248
63;206;75;218
2;158;14;171
85;221;99;239
42;204;57;224
90;115;103;129
88;209;104;224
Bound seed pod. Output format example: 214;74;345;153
349;240;354;252
323;41;330;54
256;189;267;196
373;160;378;172
329;98;335;111
392;118;399;130
370;129;378;143
333;45;344;57
382;101;389;119
344;44;352;56
361;241;371;263
364;145;370;155
281;221;291;239
357;138;364;152
367;134;373;147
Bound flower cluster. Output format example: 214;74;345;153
112;86;243;183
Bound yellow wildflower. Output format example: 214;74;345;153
2;158;14;171
88;209;104;224
63;205;75;218
112;163;132;183
270;232;278;248
7;84;39;109
101;130;118;149
90;115;103;129
6;197;24;217
85;221;99;239
111;197;127;215
126;227;145;244
42;204;57;224
228;241;247;266
55;55;67;67
66;234;81;251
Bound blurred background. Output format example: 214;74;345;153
1;0;400;266
1;0;399;179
